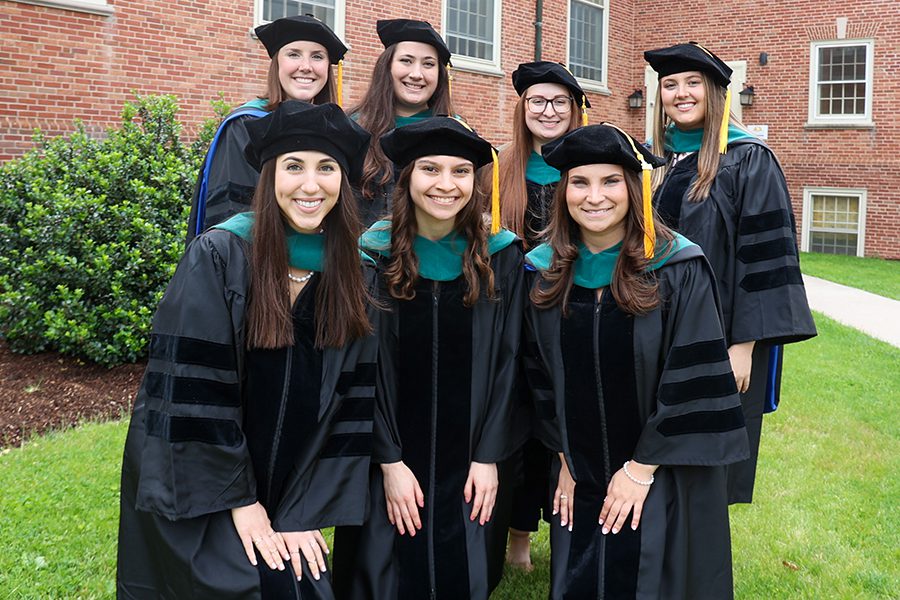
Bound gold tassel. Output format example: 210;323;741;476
606;122;656;258
642;166;654;258
719;87;730;154
337;60;344;108
451;115;501;233
581;97;588;126
491;147;501;234
447;63;453;97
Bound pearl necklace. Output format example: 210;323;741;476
287;271;314;284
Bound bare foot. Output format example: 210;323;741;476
506;528;533;572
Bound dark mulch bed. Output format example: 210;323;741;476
0;342;145;448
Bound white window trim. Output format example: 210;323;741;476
566;0;610;92
253;0;347;41
10;0;113;17
801;186;867;257
807;39;874;127
442;0;503;76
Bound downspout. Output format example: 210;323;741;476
534;0;543;61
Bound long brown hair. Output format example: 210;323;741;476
261;57;336;111
352;44;454;199
246;160;371;350
531;168;675;315
650;71;747;202
385;161;495;307
498;93;582;241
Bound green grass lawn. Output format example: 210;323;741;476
800;252;900;300
1;313;897;598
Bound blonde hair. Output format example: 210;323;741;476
650;71;746;202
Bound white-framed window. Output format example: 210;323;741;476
443;0;503;74
807;40;873;126
802;187;867;256
10;0;113;17
567;0;609;91
255;0;346;40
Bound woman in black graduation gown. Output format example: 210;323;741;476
187;15;347;243
644;42;816;504
524;124;750;599
117;101;377;599
350;19;455;227
494;60;589;573
338;117;524;599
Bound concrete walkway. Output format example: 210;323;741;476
803;275;900;348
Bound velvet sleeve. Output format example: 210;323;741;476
633;257;750;467
729;144;816;346
472;247;527;463
132;231;257;520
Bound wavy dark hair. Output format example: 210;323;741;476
385;161;495;307
531;168;676;315
246;160;371;349
351;44;454;199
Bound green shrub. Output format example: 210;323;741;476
0;94;226;366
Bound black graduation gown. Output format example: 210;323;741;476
654;138;816;503
514;178;558;531
524;245;750;600
186;108;264;245
117;229;379;599
336;243;526;600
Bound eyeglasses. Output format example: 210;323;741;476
525;96;574;114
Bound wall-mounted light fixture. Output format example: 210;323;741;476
627;89;644;109
739;85;756;107
759;52;768;66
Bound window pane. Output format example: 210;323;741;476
569;0;605;82
446;0;494;61
810;232;857;255
815;44;868;117
810;194;860;232
262;0;336;29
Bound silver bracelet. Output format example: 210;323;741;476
623;461;654;486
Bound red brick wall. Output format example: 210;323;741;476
2;0;896;257
0;0;639;155
631;0;900;258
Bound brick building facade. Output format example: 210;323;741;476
1;0;896;257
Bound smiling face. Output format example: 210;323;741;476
277;41;330;101
274;150;341;233
565;163;630;252
408;155;475;238
390;41;440;117
523;82;573;150
659;70;707;130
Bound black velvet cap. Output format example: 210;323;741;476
643;42;732;88
255;15;348;62
377;19;452;65
243;101;371;181
380;116;494;169
541;124;665;173
511;61;591;108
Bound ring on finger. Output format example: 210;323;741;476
559;494;568;500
